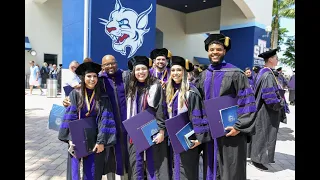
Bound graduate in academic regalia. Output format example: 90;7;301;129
247;49;288;171
58;62;116;180
288;70;295;105
126;56;170;180
244;67;255;90
149;48;173;178
195;34;257;180
149;48;172;88
166;56;211;180
98;55;131;180
276;67;288;89
252;66;261;84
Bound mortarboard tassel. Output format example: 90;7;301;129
185;59;189;71
168;50;172;58
149;58;153;67
224;37;230;47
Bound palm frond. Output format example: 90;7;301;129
279;9;295;18
279;0;295;10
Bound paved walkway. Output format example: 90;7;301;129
25;89;295;180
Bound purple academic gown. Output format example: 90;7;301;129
248;76;255;90
127;82;170;180
100;70;129;177
170;83;211;180
288;75;295;102
248;67;287;164
149;68;170;83
58;89;113;180
196;62;257;180
150;67;174;178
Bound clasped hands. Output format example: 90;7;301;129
68;141;104;154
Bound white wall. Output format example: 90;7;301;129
156;5;187;59
220;0;273;29
243;0;273;26
220;0;251;28
25;0;62;74
184;32;219;61
156;5;216;61
186;7;221;34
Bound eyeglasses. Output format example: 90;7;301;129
102;62;117;67
71;66;78;69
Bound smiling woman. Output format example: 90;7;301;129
58;61;117;180
125;55;171;180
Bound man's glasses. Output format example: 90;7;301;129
102;62;117;67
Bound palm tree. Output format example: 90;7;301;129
271;0;295;49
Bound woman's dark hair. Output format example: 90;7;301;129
193;68;201;77
252;66;261;74
199;64;208;70
76;74;101;113
244;67;251;72
126;68;157;100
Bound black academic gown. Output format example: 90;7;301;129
196;62;257;180
288;75;295;103
58;88;116;180
126;81;170;180
99;70;131;179
168;84;211;180
247;67;287;164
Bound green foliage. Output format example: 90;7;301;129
280;36;295;68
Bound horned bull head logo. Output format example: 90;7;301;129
99;0;153;58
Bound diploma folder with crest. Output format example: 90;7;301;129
68;116;97;159
122;108;159;154
48;104;66;131
204;96;239;139
165;112;195;154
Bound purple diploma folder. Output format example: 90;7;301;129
68;116;97;158
204;96;238;139
122;108;157;154
165;112;191;154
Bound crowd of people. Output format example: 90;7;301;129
56;33;293;180
242;66;295;106
27;61;62;95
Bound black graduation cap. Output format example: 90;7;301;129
258;48;278;60
150;48;172;60
128;56;153;71
252;66;261;73
170;56;194;72
204;33;231;52
75;62;101;76
276;67;282;71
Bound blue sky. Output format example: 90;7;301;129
277;15;295;73
278;18;295;58
280;18;295;37
277;3;295;59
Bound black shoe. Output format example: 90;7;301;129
251;161;268;171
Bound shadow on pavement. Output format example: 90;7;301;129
25;108;45;115
277;127;295;141
268;152;295;172
25;113;67;178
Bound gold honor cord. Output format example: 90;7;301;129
84;89;95;117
